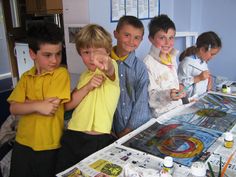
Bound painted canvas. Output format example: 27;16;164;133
197;93;236;111
165;107;236;133
163;93;236;133
123;122;221;167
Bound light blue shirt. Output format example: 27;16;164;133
113;51;150;134
178;55;208;97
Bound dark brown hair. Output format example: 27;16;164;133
179;31;222;61
116;15;144;35
27;22;63;53
148;14;176;39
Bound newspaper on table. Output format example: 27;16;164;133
57;92;236;177
56;142;190;177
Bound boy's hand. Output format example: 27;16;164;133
37;97;60;116
170;84;186;100
91;51;115;80
91;50;110;71
87;74;105;91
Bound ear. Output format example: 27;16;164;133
29;49;36;61
113;30;118;39
199;47;207;53
148;36;154;44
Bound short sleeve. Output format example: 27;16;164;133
46;67;71;104
7;75;27;103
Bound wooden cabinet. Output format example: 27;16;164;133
26;0;62;14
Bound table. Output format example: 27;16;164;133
57;91;236;177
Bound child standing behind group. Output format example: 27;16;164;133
143;14;186;118
56;24;120;173
178;31;222;100
7;22;71;177
111;15;150;138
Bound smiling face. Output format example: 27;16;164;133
114;24;143;57
149;28;175;56
29;43;62;75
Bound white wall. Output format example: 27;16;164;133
89;0;151;60
172;0;236;80
66;0;178;70
64;0;236;81
89;0;195;63
200;0;236;80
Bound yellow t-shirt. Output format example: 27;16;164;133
68;60;120;134
7;67;71;151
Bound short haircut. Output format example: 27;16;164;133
116;15;144;35
27;22;63;53
75;24;112;54
148;14;176;38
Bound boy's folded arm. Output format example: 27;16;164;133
9;101;34;116
65;85;92;111
9;97;61;116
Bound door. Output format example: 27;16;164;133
0;0;13;90
2;0;27;81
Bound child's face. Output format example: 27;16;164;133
200;47;220;62
80;48;108;71
114;24;143;56
149;29;175;55
30;43;62;74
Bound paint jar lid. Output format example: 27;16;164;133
227;86;231;93
190;162;206;177
225;132;233;141
160;172;172;177
222;84;227;88
163;156;173;168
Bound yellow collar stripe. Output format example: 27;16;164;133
111;47;128;61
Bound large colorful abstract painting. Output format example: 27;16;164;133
122;122;221;167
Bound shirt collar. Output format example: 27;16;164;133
149;45;178;63
111;46;128;61
111;46;136;68
192;54;206;64
25;66;55;76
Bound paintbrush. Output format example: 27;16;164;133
221;149;236;177
218;156;222;177
189;64;217;79
176;83;193;96
208;162;215;177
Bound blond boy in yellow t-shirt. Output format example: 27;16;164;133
7;22;70;177
56;24;120;174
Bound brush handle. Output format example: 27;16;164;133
189;64;217;79
176;84;192;96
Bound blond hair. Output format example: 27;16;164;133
75;24;112;55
